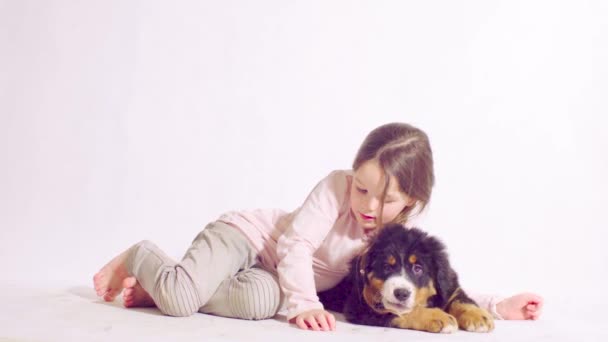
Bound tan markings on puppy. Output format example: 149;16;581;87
409;255;417;264
448;301;494;333
363;274;388;314
444;287;461;309
387;255;396;266
390;307;458;333
414;280;437;308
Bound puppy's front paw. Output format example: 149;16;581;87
451;303;494;332
391;308;458;333
425;309;458;334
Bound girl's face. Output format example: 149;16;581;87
350;159;413;235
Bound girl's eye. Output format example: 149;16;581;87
357;187;367;194
412;264;423;275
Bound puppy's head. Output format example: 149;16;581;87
355;224;448;316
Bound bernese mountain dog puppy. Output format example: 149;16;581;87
318;224;494;333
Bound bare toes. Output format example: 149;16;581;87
103;290;118;302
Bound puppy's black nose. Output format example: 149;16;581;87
394;288;411;301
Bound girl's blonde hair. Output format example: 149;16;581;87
352;122;434;226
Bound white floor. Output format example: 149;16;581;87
0;284;605;342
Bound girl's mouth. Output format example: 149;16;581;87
360;213;375;221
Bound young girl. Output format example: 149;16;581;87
94;122;543;331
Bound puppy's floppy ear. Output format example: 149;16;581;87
427;237;461;308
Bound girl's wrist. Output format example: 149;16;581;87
491;297;506;320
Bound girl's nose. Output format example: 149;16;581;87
366;197;380;212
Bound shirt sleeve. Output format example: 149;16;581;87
276;170;349;321
468;292;506;320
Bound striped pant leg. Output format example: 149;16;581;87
201;267;283;320
126;222;258;317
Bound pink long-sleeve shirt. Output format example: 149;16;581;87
218;170;504;320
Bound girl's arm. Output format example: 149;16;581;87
276;171;349;326
470;292;544;320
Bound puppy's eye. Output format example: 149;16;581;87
412;264;423;275
383;264;393;273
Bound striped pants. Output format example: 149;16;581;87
125;222;283;319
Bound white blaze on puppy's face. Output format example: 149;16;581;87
381;270;416;315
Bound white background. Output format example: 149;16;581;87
1;0;606;310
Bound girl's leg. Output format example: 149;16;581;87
127;222;258;317
201;267;283;320
122;267;283;319
95;222;258;317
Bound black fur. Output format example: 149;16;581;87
318;223;477;327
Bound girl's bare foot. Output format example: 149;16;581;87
93;247;132;302
122;276;156;308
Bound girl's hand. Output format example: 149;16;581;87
496;292;544;320
289;309;336;331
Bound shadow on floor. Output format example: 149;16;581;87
67;286;164;316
